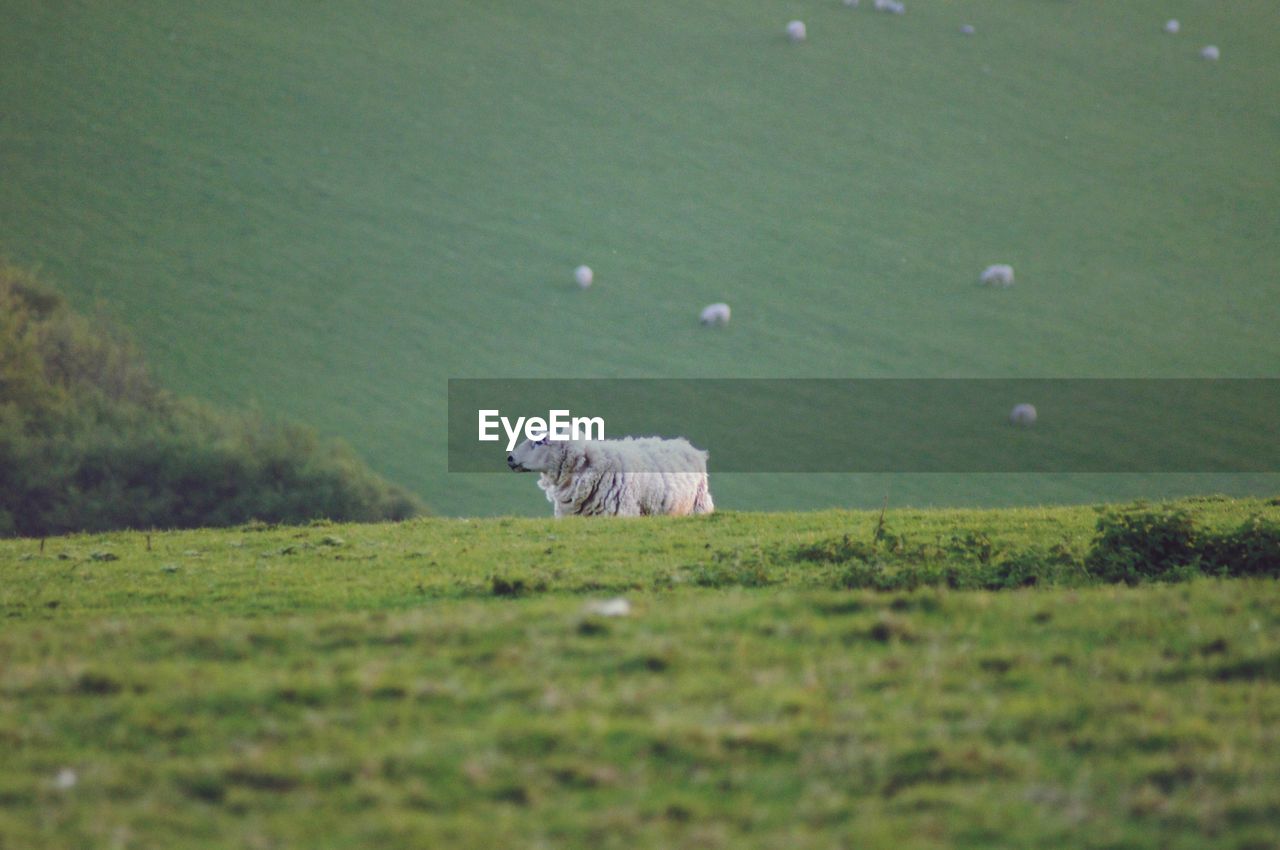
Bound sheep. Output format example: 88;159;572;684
1200;45;1220;61
574;264;594;288
979;264;1015;287
699;302;731;326
1009;403;1037;427
507;436;714;517
786;20;806;42
960;24;976;35
874;0;906;14
1164;19;1180;34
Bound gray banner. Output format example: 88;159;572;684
447;379;1280;473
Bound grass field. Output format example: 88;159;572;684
3;496;1279;848
2;0;1278;515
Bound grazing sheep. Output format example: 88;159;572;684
574;265;594;288
960;24;976;35
699;302;731;326
980;264;1015;288
874;0;905;14
786;20;806;42
1200;44;1220;61
508;436;714;517
1009;404;1037;427
1164;19;1180;34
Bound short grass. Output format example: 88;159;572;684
3;496;1279;848
2;1;1278;514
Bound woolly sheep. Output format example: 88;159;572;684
786;20;806;42
960;24;976;36
980;264;1015;287
1164;19;1180;34
508;436;714;517
574;264;594;288
699;302;731;326
1200;45;1220;61
874;0;905;14
1009;403;1037;427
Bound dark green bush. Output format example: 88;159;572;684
1085;508;1280;584
1199;516;1280;578
1085;508;1201;585
0;261;424;536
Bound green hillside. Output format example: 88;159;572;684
2;497;1279;848
2;1;1277;515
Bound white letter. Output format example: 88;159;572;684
502;416;526;452
548;409;571;440
573;415;605;441
525;417;548;444
478;409;500;441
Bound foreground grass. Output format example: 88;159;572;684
2;497;1279;848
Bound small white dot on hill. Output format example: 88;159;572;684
960;24;975;36
1164;19;1180;34
1009;404;1037;427
1200;45;1220;61
786;20;806;43
574;265;593;288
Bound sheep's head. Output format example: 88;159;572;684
507;436;562;472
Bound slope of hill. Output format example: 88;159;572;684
2;0;1277;514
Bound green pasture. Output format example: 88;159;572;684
2;0;1277;514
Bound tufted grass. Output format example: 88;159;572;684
2;495;1278;848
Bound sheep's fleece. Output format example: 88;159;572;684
507;437;714;517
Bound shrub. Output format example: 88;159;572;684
1199;516;1280;578
0;261;425;536
1085;508;1201;585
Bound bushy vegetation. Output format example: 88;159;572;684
0;262;423;536
792;504;1280;593
1088;508;1280;584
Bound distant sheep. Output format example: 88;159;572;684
980;264;1015;288
1200;45;1220;61
699;302;731;326
786;20;807;42
507;436;714;517
960;24;976;36
574;265;594;289
1009;404;1037;427
874;0;906;14
1164;19;1180;34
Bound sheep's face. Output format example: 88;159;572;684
507;437;560;472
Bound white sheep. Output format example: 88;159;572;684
979;264;1015;287
786;20;806;42
1009;403;1037;427
507;436;714;517
874;0;905;14
574;265;594;288
960;24;976;36
1164;19;1180;34
699;302;731;326
1200;45;1220;61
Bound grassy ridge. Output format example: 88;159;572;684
2;497;1279;848
2;0;1278;514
